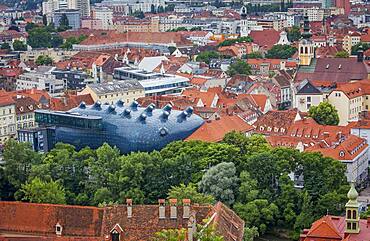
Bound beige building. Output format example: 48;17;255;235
20;49;78;63
80;80;145;105
0;96;16;144
294;79;325;112
343;33;361;54
15;96;40;130
327;82;366;126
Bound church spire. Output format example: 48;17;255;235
345;182;360;234
302;15;312;40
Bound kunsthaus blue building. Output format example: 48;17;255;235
18;101;204;153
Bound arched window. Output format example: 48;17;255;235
353;210;357;219
300;46;304;54
347;222;352;230
111;230;120;241
347;210;352;219
352;223;357;230
305;47;308;54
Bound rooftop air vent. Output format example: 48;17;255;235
79;102;86;109
159;127;168;137
179;110;188;119
162;110;170;119
93;101;101;109
131;100;139;109
163;104;172;112
146;105;155;113
116;99;124;107
140;113;147;121
185;106;194;116
123;108;131;116
108;105;116;113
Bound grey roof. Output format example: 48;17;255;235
88;80;143;94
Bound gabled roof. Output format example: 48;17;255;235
249;29;280;49
186;115;254;142
307;215;342;239
297;79;322;94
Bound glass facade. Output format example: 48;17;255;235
33;104;204;153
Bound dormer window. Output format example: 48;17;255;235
55;223;62;236
339;151;345;157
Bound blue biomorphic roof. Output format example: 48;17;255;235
60;100;204;153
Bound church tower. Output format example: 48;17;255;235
298;15;314;66
345;182;360;234
240;6;249;37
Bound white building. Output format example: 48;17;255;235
240;6;250;37
68;0;91;17
0;96;16;144
16;66;66;97
93;6;113;30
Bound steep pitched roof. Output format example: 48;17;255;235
249;29;280;49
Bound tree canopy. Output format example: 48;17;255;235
309;101;340;125
218;36;253;47
286;26;301;42
335;50;349;58
36;55;53;66
13;40;27;51
265;44;297;59
196;51;220;64
226;59;252;76
0;133;349;239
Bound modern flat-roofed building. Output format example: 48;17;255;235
113;67;190;96
53;9;81;29
79;80;145;105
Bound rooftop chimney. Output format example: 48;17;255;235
159;199;165;219
126;199;132;218
183;199;191;219
170;199;177;219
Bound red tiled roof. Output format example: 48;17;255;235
186;115;254;142
249;29;280;49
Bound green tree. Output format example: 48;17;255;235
168;183;215;204
12;40;27;51
2;139;41;190
218;36;253;47
308;101;339;125
199;162;239;206
351;42;370;55
243;226;259;241
36;55;53;65
93;187;113;205
335;50;349;58
287;26;301;42
238;171;259;203
196;51;220;64
168;27;188;32
227;59;252;76
153;228;187;241
223;132;270;156
57;13;71;32
18;177;66;204
247;52;263;59
235;199;279;234
265;44;297;59
131;10;145;19
293;191;315;237
60;35;87;49
1;42;10;50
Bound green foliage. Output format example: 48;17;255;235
0;134;349;239
199;162;239;206
286;26;301;42
265;44;297;59
226;59;252;76
12;40;27;51
167;27;188;32
196;51;220;64
235;199;279;234
36;55;53;66
60;35;87;49
153;228;187;241
1;42;10;50
335;50;349;58
308;101;340;125
218;36;253;47
18;177;66;204
243;226;259;241
351;42;370;55
57;13;71;32
168;183;215;204
131;10;145;19
27;26;63;48
247;51;263;59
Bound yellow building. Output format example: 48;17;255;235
343;32;361;54
80;80;145;105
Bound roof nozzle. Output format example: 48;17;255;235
93;101;101;109
116;99;124;107
163;104;172;112
79;101;86;109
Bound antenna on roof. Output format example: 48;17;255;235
160;63;165;75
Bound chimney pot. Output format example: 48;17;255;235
159;199;165;219
170;199;177;219
126;199;132;218
183;199;191;219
